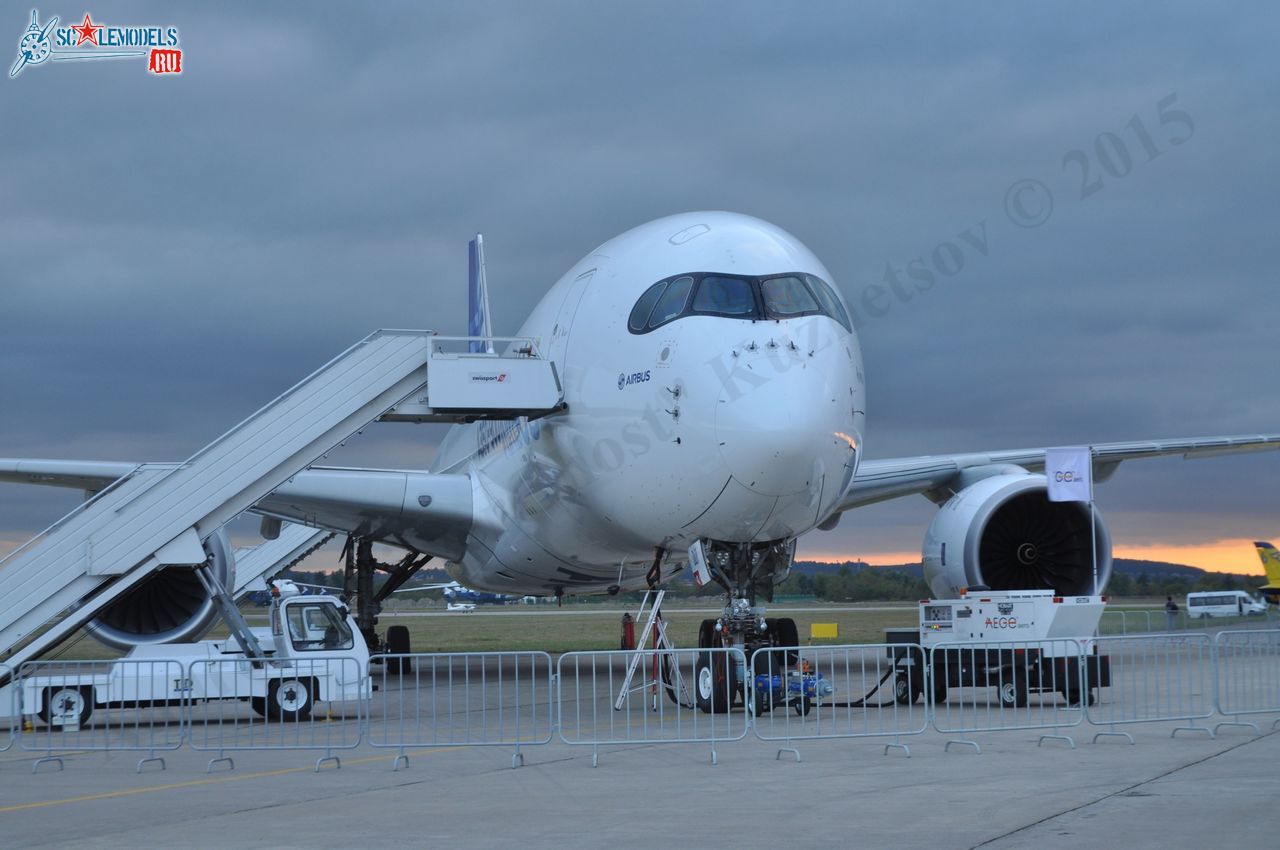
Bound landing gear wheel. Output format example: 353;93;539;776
697;618;716;649
386;624;411;674
268;678;314;721
39;686;92;727
695;650;730;714
774;617;799;666
997;671;1028;709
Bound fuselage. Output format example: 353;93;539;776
432;212;865;595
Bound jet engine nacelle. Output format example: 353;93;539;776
85;528;235;649
922;472;1111;599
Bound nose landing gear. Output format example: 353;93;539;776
690;539;799;714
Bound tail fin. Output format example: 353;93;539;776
467;235;494;354
1254;541;1280;588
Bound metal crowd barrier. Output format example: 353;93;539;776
4;627;1275;774
16;658;186;773
185;656;364;773
367;651;554;770
0;663;14;753
1099;610;1128;636
1214;629;1280;735
929;639;1088;751
1085;633;1216;743
557;647;747;766
749;643;927;759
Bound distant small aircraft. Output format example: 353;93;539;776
446;601;477;613
1254;541;1280;605
397;580;515;606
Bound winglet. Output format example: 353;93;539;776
467;235;494;354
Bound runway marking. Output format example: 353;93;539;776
0;745;465;814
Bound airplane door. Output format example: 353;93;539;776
546;268;594;382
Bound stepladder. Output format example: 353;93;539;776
614;590;694;710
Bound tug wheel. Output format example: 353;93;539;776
268;677;315;721
893;672;920;705
39;686;92;727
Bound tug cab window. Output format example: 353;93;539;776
628;271;852;334
286;602;354;651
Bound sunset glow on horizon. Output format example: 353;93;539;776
798;538;1270;576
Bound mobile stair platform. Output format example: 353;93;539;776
0;332;562;670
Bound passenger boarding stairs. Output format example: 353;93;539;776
0;332;562;669
232;522;336;596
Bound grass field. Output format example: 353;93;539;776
375;604;924;654
35;599;1256;660
40;603;922;659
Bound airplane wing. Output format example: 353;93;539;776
836;433;1280;512
0;459;474;562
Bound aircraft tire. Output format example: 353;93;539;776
695;650;730;714
386;625;411;674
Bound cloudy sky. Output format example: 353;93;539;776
2;2;1277;575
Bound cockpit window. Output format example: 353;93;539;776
761;275;821;317
627;271;851;334
692;276;756;316
805;274;852;331
628;281;668;332
648;276;693;328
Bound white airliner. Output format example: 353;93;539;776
2;211;1278;712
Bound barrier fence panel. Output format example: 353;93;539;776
186;657;364;772
557;647;747;766
367;652;554;770
749;643;928;760
17;658;186;773
1085;633;1215;742
928;639;1088;752
1099;611;1127;636
1214;629;1280;734
1;663;14;753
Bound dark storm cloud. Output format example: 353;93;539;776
1;2;1277;563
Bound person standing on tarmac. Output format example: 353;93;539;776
1165;596;1180;630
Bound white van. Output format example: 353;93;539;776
1185;590;1268;618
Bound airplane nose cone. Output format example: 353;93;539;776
714;353;856;497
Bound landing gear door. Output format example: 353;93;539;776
689;540;711;588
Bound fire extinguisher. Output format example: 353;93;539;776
621;613;636;650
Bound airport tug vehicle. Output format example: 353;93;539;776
751;658;836;716
887;589;1111;708
23;581;370;728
